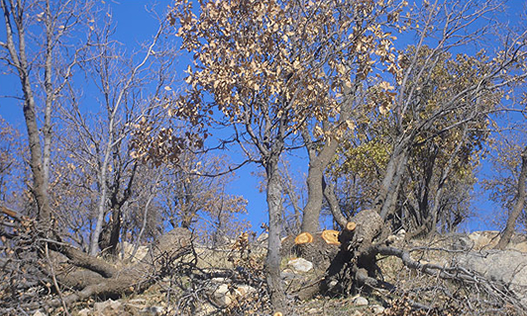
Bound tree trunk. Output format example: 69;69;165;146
426;129;467;237
265;156;287;313
1;0;52;223
42;0;54;198
300;127;341;234
496;146;527;250
39;227;191;311
90;168;110;255
301;163;324;234
88;26;161;256
378;147;408;220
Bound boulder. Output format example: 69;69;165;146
94;299;122;314
288;258;313;273
213;284;232;306
468;231;500;250
467;231;527;252
455;250;527;308
352;296;369;306
211;283;257;307
119;241;149;263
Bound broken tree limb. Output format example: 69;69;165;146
47;240;118;278
322;176;348;228
1;204;26;222
2;224;193;313
374;245;527;310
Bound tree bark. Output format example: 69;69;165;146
496;146;527;250
301;160;324;234
41;228;191;311
425;127;467;237
42;0;53;197
265;155;287;313
378;146;409;220
322;209;386;295
323;176;348;228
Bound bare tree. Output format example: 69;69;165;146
0;0;93;226
83;17;167;255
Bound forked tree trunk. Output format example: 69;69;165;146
299;82;355;234
300;127;341;234
322;209;388;295
496;146;527;250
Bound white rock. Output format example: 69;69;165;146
307;307;321;314
512;241;527;252
33;311;47;316
456;250;527;308
235;284;257;296
287;257;313;272
119;242;149;263
352;296;369;306
77;308;90;316
213;284;232;306
211;277;230;283
371;304;385;314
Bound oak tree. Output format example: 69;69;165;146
169;0;404;310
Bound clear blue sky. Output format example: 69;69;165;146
1;0;525;233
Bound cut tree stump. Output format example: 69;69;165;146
322;209;389;295
281;230;341;274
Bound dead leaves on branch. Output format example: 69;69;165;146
169;0;406;135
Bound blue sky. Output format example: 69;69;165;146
1;0;525;233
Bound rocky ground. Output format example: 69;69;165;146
19;230;527;316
